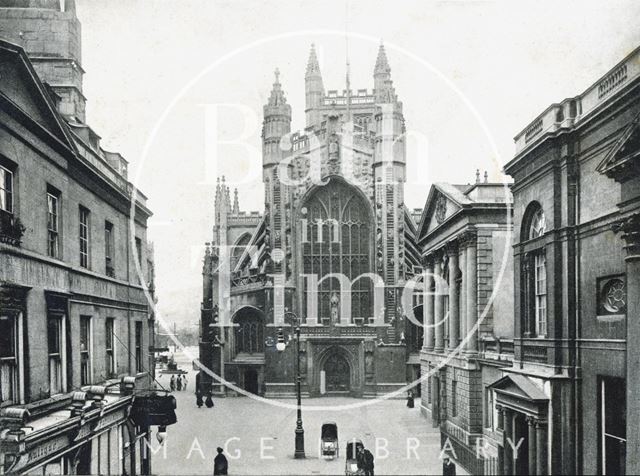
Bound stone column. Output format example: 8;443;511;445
465;230;478;353
615;214;640;476
535;420;547;475
434;256;444;352
424;258;435;350
527;416;537;476
447;242;460;350
459;246;467;348
502;407;514;476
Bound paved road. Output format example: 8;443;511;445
150;348;449;475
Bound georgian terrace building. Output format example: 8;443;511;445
416;175;514;475
0;2;168;473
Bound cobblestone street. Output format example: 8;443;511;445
150;351;450;475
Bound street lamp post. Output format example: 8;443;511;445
277;311;305;459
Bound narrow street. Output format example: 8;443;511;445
150;349;448;475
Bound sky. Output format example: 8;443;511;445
73;0;640;328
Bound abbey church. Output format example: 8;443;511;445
200;44;424;397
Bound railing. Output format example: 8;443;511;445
0;210;25;247
522;344;547;363
598;64;628;99
524;119;543;143
302;325;377;337
514;46;640;154
479;337;514;361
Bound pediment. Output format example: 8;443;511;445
0;42;73;149
597;111;640;181
417;184;467;240
488;374;547;402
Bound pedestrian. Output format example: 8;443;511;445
183;375;188;391
407;390;415;408
169;375;176;392
176;375;183;391
356;446;366;474
213;447;228;475
442;455;457;476
362;446;375;476
196;389;203;408
205;391;214;408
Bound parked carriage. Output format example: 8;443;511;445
320;422;339;458
345;438;365;475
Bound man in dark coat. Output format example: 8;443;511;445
195;372;203;407
205;392;214;408
213;447;228;475
442;455;456;476
362;447;375;476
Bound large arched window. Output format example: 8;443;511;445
522;203;547;337
233;308;264;354
301;178;373;323
231;233;252;271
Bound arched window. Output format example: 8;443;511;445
231;233;252;270
529;208;546;239
522;203;547;337
301;178;373;323
521;202;546;242
407;305;423;353
233;309;264;354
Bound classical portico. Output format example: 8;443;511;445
416;180;514;475
491;375;549;476
421;230;478;355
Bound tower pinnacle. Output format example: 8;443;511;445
305;43;325;128
306;44;322;78
374;42;391;75
268;68;287;106
233;188;240;214
373;42;396;103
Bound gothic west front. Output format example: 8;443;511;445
199;44;427;398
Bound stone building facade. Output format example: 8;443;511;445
200;44;422;398
0;2;163;474
498;45;640;475
416;177;514;475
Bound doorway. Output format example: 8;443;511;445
323;353;350;393
514;413;529;475
244;368;259;394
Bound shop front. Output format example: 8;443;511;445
0;378;176;475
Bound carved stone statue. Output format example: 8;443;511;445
330;291;340;324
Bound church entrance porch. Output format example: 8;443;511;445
244;368;259;394
322;353;351;393
307;340;364;398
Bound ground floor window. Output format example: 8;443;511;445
135;321;143;373
48;315;65;395
0;313;19;404
80;316;92;385
599;376;626;475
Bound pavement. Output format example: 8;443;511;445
149;348;449;475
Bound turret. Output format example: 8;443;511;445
305;44;325;128
373;43;405;171
374;43;392;103
262;68;292;169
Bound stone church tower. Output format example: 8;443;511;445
200;44;421;398
0;0;85;121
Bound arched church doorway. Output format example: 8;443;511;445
244;368;259;395
323;353;350;393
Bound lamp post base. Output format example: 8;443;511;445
294;427;305;459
